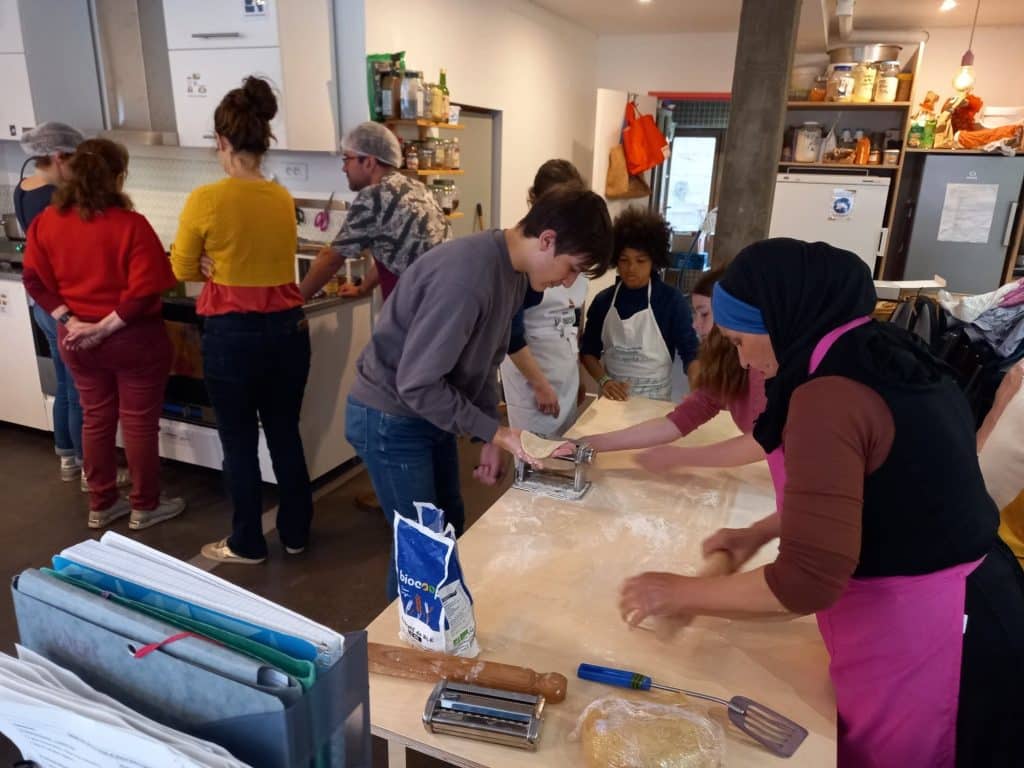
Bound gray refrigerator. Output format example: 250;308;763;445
903;155;1024;295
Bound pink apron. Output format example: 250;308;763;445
766;316;982;767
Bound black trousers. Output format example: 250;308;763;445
956;537;1024;767
202;308;313;558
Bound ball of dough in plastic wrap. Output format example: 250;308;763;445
571;696;724;768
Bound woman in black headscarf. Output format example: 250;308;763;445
619;239;1024;767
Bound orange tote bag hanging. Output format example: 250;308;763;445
622;101;669;176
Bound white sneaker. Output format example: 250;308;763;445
81;467;132;493
129;496;186;531
88;498;131;529
60;456;82;482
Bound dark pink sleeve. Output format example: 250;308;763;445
666;387;725;436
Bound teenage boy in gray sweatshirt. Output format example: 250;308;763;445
346;186;613;598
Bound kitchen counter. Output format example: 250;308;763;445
366;397;837;767
0;269;23;282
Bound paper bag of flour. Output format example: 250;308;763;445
394;502;480;657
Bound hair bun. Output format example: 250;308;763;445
242;76;278;121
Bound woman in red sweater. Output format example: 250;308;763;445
23;139;184;530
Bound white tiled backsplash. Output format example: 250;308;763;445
2;142;352;248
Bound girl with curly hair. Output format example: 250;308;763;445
581;207;699;401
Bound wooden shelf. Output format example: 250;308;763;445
400;169;465;177
778;162;899;170
446;212;465;220
386;119;464;130
904;148;992;155
787;101;912;109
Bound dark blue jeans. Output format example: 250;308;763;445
33;303;83;461
202;308;313;559
345;397;466;600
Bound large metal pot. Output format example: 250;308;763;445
2;213;26;241
828;45;902;64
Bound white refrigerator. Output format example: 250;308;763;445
769;174;891;273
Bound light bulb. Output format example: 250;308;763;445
952;49;976;91
953;65;976;91
940;0;957;11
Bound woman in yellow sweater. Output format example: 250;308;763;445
171;77;313;564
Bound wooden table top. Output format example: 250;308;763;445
366;397;837;767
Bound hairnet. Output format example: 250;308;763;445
341;122;402;167
20;122;85;156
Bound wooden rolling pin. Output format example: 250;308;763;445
647;549;736;642
367;642;568;703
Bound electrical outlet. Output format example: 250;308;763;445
282;162;308;181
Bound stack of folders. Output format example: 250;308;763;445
10;532;372;768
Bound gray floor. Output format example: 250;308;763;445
0;421;511;768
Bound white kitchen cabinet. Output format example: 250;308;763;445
0;279;48;431
168;47;287;148
163;0;280;50
0;52;35;140
0;0;24;53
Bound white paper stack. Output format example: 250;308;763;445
0;646;249;768
59;532;344;666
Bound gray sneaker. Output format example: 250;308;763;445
129;497;186;531
88;498;131;529
60;456;82;482
81;467;132;493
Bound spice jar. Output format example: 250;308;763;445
435;138;449;169
449;137;460;169
380;68;399;119
447;180;459;213
873;61;900;103
794;122;823;163
809;75;828;102
827;65;855;102
404;143;419;171
400;70;424;119
417;143;434;170
852;62;877;103
431;179;454;215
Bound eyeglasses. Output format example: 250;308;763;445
342;154;364;165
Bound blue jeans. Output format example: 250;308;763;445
33;303;83;461
202;309;313;559
345;397;466;600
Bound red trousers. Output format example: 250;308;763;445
61;319;172;511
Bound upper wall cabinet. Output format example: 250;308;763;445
167;47;287;148
162;0;337;152
163;0;280;50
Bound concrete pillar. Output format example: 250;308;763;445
713;0;802;267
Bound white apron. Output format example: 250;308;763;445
600;281;672;400
499;279;588;437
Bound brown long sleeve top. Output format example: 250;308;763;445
765;376;895;614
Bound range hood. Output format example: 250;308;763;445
91;0;179;146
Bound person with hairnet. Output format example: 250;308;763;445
299;121;450;303
16;121;99;487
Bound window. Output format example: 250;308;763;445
663;133;719;234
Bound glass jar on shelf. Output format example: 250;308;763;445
851;61;878;103
827;65;855;102
417;143;434;170
449;137;461;169
404;142;419;171
873;61;900;103
794;122;823;163
400;70;424;119
447;180;459;213
432;179;454;215
435;138;449;169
